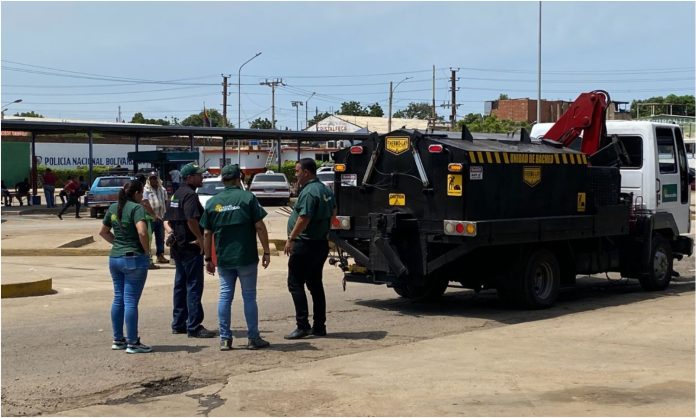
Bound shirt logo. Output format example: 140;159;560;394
111;214;118;222
215;204;241;213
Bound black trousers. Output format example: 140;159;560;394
58;195;80;217
287;240;329;330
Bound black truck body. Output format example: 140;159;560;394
330;129;692;307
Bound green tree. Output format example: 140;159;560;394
179;108;227;127
498;93;509;100
307;111;332;128
456;114;530;134
367;103;384;117
249;118;273;129
13;111;44;118
130;112;170;126
339;101;368;116
393;102;433;119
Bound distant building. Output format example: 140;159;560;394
485;98;572;123
307;114;431;135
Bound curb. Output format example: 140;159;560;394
2;248;111;256
1;278;53;298
58;235;95;248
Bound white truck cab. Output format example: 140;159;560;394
531;121;692;235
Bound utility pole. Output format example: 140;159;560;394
305;92;315;130
260;79;284;129
221;74;230;127
118;106;122;123
432;65;436;120
537;1;542;123
449;68;460;129
291;101;303;130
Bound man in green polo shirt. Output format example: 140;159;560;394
200;164;272;351
284;158;336;340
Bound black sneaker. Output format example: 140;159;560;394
247;337;270;350
126;338;152;354
171;328;187;334
57;214;62;220
311;326;327;337
220;339;232;351
188;327;216;338
111;338;127;350
284;328;310;340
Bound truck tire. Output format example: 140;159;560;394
639;233;672;291
392;279;448;302
500;248;560;309
90;207;98;218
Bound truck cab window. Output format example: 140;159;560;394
656;127;677;174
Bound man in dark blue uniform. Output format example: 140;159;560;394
165;162;215;338
284;158;336;339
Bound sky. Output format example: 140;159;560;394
1;1;694;130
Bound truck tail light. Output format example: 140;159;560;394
428;144;444;153
334;164;347;172
448;163;463;172
331;215;351;230
444;220;476;236
350;146;364;155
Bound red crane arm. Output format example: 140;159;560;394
542;90;610;155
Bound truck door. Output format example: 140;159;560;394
654;126;690;234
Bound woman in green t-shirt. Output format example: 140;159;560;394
98;180;152;354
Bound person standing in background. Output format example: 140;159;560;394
169;167;181;193
42;168;57;208
142;172;169;265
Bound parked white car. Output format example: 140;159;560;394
248;171;291;205
317;171;335;191
196;176;246;208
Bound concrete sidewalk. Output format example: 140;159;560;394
58;289;695;416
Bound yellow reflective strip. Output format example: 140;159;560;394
485;152;493;163
582;154;588;164
554;154;560;164
569;154;576;164
494;152;501;164
562;153;568;164
477;151;484;163
468;151;477;164
503;153;510;164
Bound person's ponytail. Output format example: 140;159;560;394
116;180;144;220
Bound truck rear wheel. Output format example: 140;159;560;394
639;233;672;291
90;207;98;218
499;248;560;309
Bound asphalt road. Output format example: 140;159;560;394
1;213;694;416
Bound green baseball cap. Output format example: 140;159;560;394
221;164;241;179
180;162;207;178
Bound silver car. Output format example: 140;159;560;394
249;171;291;204
196;176;246;208
317;171;335;191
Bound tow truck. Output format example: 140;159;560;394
329;90;693;308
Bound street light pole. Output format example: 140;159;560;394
291;101;303;130
1;98;22;119
388;77;411;132
305;92;315;130
237;52;262;164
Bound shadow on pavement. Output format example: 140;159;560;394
267;341;319;352
354;278;695;326
151;345;207;353
320;330;388;340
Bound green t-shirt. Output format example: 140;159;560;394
199;186;267;268
287;178;335;241
103;201;147;257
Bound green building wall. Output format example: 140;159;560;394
1;142;31;186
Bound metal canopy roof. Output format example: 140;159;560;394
1;119;373;142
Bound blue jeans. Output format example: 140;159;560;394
172;254;205;333
44;185;55;208
109;255;149;344
151;219;165;256
218;263;259;340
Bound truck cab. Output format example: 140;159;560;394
531;121;692;235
